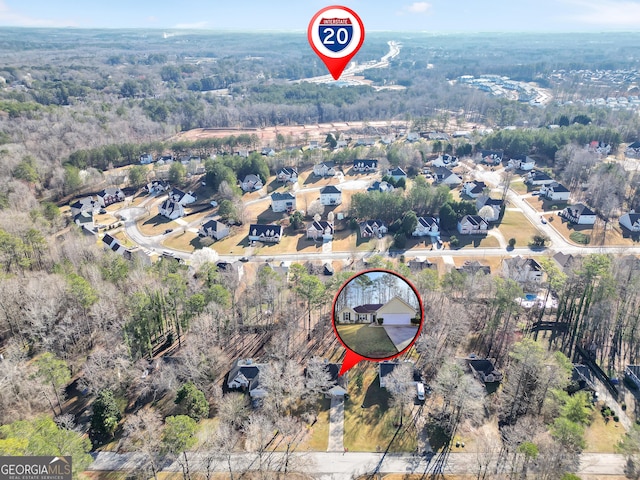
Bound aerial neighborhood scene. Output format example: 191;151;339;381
3;2;640;479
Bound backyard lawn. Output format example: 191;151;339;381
137;213;175;236
509;181;528;194
343;365;418;452
335;324;397;358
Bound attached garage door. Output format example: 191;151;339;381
382;313;412;325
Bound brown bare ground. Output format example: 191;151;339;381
172;121;409;145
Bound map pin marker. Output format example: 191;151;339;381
308;5;365;81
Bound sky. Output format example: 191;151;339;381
1;0;640;32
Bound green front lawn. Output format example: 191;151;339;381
336;324;397;358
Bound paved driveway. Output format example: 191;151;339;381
383;326;419;351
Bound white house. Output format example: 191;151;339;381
352;159;378;173
406;132;420;142
276;167;298;183
307;221;334;240
102;233;126;255
479;149;503;165
360;220;388;238
227;359;267;398
462;181;487;198
619;212;640;232
476;196;503;222
626;141;640;158
320;185;342;206
508;155;535;171
159;199;185;219
70;197;96;216
248;224;283;243
241;174;264;192
169;188;196;205
560;203;597;225
96;188;125;208
587;141;611;156
313;161;336;177
388;167;407;182
271;192;296;213
337;296;417;326
432;154;458;168
198;220;229;240
413;217;440;237
457;215;489;235
540;182;570;201
433;167;462;186
146;179;170;194
502;256;545;284
368;181;394;193
526;170;555;186
73;211;94;230
139;153;154;164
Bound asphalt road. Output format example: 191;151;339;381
89;451;627;478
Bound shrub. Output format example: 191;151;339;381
449;235;459;248
570;232;590;245
614;415;620;422
410;316;421;325
377;317;384;325
508;237;516;248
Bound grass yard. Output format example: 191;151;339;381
137;213;175;236
498;209;542;246
332;229;377;253
335;324;397;358
452;234;501;250
162;230;204;252
297;398;331;451
546;214;595;246
343;365;418;452
584;408;626;453
209;227;250;255
524;196;567;213
510;181;528;194
111;230;135;248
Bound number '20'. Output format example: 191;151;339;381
322;27;349;45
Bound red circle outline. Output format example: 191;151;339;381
331;268;425;362
307;5;365;69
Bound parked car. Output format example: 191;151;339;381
99;208;107;214
416;382;426;401
239;256;249;262
531;191;540;196
164;228;173;234
541;218;547;224
210;200;218;207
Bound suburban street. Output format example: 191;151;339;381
89;450;627;478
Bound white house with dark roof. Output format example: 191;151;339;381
241;174;264;192
540;182;570;201
433;167;462;186
337;296;417;326
102;233;126;255
462;180;487;198
70;197;96;216
478;149;503;165
96;188;125;208
560;203;596;225
139;153;154;164
271;192;296;213
368;181;394;193
169;188;196;205
146;179;170;194
388;167;407;181
198;219;229;241
508;155;535;171
248;224;282;243
276;167;298;183
626;141;640;158
526;170;555;186
73;211;94;230
227;359;267;398
432;154;458;168
502;256;545;284
159;199;185;219
360;220;388;238
320;185;342;206
313;161;336;177
352;159;378;172
620;212;640;232
412;217;440;237
476;195;502;222
306;221;334;240
457;215;489;235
